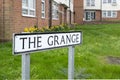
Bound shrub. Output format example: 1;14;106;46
24;24;71;33
24;26;39;32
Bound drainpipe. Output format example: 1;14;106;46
69;0;71;25
49;0;52;28
2;0;5;42
100;0;102;21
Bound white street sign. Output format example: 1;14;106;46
13;31;82;80
13;32;82;54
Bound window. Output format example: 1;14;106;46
41;0;45;18
107;11;111;17
108;0;112;3
22;0;36;17
112;11;117;17
103;0;116;4
86;0;90;6
86;0;95;6
91;0;95;6
112;0;116;3
85;11;95;21
102;11;107;17
52;1;59;19
102;11;117;18
103;0;107;3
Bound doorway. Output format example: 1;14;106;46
85;11;96;21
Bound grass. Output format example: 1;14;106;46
0;23;120;79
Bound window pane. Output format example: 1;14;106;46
91;12;95;20
52;1;59;19
103;0;107;3
42;2;45;11
22;0;28;7
22;0;36;16
112;0;116;3
30;10;35;15
33;0;35;9
112;11;117;17
29;0;35;9
22;9;28;15
86;0;90;6
41;0;45;18
108;0;112;3
108;11;111;17
102;11;106;17
30;0;33;8
42;13;45;18
91;0;95;6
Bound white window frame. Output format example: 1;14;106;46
41;0;45;18
112;0;116;3
84;11;96;21
102;11;117;18
91;0;95;6
103;0;116;4
102;11;107;17
86;0;95;6
52;1;59;20
86;0;90;6
103;0;107;3
108;0;112;3
22;0;36;17
112;11;117;17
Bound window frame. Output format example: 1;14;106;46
52;1;59;20
91;0;95;6
108;0;112;3
102;10;117;18
86;0;90;6
103;0;116;4
112;0;116;3
86;0;95;7
22;0;36;17
41;0;46;18
103;0;107;3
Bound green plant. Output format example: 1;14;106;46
24;24;71;33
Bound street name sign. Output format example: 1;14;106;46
13;31;82;80
13;31;82;54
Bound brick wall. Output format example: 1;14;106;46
59;4;65;24
0;0;13;41
12;0;40;34
12;0;62;32
67;10;74;24
74;0;83;24
67;10;70;24
0;0;3;41
59;4;68;24
0;0;47;41
64;8;67;24
96;10;101;21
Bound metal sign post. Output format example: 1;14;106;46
68;46;74;79
22;53;30;80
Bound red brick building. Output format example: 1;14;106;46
74;0;120;24
0;0;73;41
